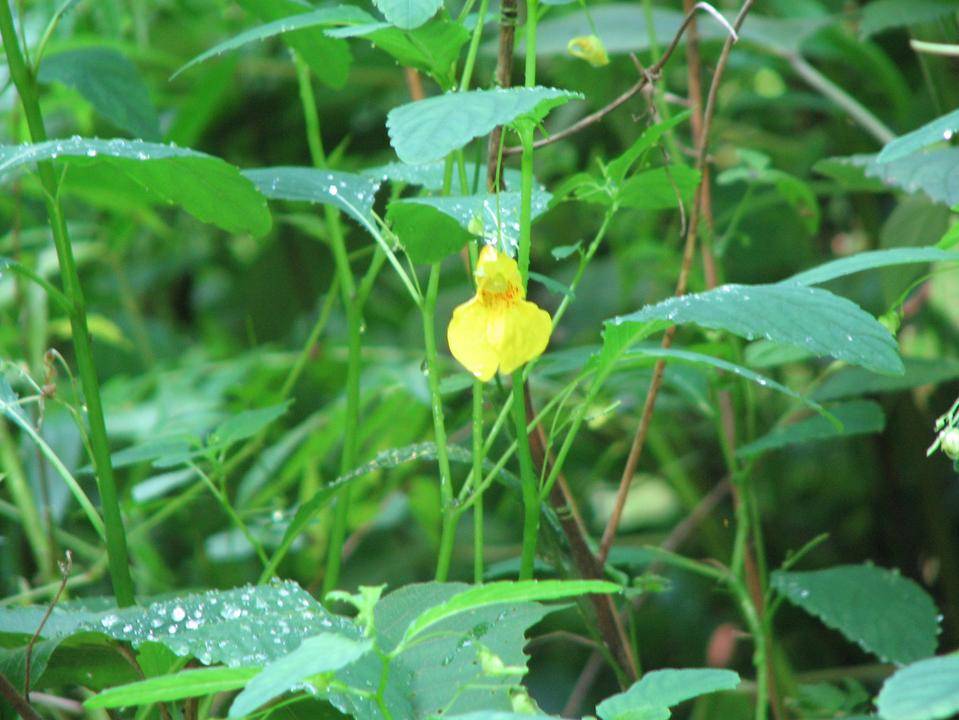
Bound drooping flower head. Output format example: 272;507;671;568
447;246;552;382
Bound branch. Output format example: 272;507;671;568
486;0;519;188
24;551;72;696
524;386;639;684
503;1;738;156
597;0;755;565
0;675;43;720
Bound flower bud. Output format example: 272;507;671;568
567;35;610;67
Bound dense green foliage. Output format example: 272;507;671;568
1;0;959;719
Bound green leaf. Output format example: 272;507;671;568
879;108;959;164
234;0;354;89
39;581;352;667
814;156;887;192
402;580;619;643
262;442;520;578
387;87;582;164
332;583;551;719
38;48;160;140
736;400;885;459
860;0;959;38
876;654;959;720
363;160;523;191
787;248;959;286
0;639;63;695
229;635;372;717
328;19;469;83
207;403;289;448
85;667;260;709
596;668;740;720
744;340;812;368
625;346;830;419
811;357;959;402
371;0;443;29
388;202;472;264
0;138;271;236
718;162;820;234
830;151;959;207
617;166;700;210
243;167;382;229
772;565;940;663
606;111;691;183
0;598;107;637
608;283;903;375
438;715;555;720
392;189;552;256
173;6;372;78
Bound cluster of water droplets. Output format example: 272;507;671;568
91;579;348;667
1;136;189;178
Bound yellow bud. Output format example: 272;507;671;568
567;35;610;68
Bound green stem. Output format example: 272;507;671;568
423;264;457;581
279;277;340;401
733;580;769;720
0;422;53;578
550;208;613;328
517;127;535;285
524;0;539;88
192;463;269;568
513;374;539;579
472;381;485;584
459;0;490;92
324;298;363;594
0;1;135;606
296;53;366;595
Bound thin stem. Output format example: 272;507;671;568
295;53;365;595
513;374;539;579
472;380;485;584
278;279;340;401
502;1;737;155
459;0;490;92
192;463;269;568
423;264;457;581
910;39;959;57
524;0;539;87
788;54;895;145
0;422;52;578
596;0;756;566
517;127;535;284
2;374;105;540
486;0;518;189
550;209;614;329
0;2;135;606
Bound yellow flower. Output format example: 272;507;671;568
567;35;610;68
447;246;552;382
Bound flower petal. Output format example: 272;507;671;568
447;297;499;381
496;299;552;375
476;246;524;298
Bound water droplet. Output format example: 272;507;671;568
100;614;120;628
171;606;186;622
